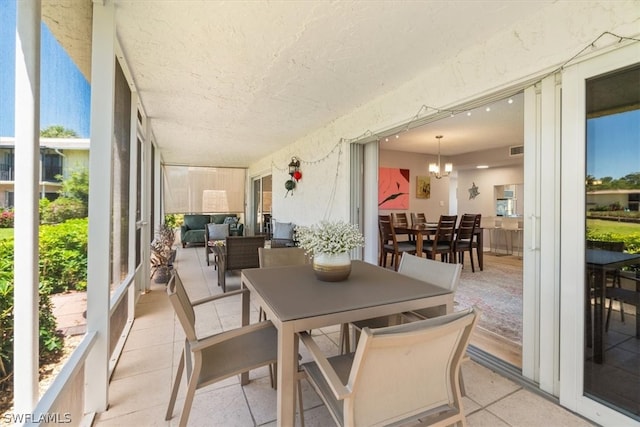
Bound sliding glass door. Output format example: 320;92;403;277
560;42;640;425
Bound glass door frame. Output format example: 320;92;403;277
559;41;640;425
250;172;272;237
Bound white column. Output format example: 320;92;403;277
363;142;379;264
85;0;115;413
13;0;41;413
142;118;153;293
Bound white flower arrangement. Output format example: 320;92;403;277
295;220;364;256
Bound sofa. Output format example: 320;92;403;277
181;214;244;247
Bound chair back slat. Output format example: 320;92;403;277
392;212;409;227
411;212;427;226
435;214;457;242
456;214;477;242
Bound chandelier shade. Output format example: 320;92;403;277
429;135;452;179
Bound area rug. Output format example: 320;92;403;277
454;255;523;344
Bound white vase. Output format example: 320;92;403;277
313;252;352;282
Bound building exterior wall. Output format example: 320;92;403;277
0;140;89;208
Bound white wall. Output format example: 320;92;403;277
456;164;524;219
248;2;637;228
378;149;452;221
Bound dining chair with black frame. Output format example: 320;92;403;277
391;212;413;243
454;213;479;272
472;213;483;271
377;214;395;268
410;212;428;226
380;218;417;271
422;214;458;263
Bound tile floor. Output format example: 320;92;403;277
93;246;594;427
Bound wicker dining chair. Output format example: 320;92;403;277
217;236;265;292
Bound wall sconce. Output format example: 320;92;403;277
288;157;302;182
285;157;302;197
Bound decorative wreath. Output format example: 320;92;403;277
285;179;296;197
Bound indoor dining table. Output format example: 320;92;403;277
240;260;454;426
394;223;485;270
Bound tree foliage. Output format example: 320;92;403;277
40;125;78;138
587;172;640;192
58;168;89;205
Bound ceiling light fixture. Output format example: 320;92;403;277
476;165;489;169
428;135;452;179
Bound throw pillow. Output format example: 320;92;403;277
207;223;229;240
273;222;294;240
223;216;239;225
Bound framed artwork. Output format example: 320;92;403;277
378;167;410;209
416;175;431;199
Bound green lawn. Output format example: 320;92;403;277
0;228;13;240
587;219;640;235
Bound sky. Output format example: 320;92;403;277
587;109;640;180
0;0;91;138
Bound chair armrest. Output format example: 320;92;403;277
191;288;247;306
191;320;275;352
298;331;350;399
181;224;189;233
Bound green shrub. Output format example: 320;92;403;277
39;219;88;292
164;214;183;229
0;238;63;381
586;228;640;254
0;209;13;228
40;197;87;224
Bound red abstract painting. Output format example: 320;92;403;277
378;167;410;209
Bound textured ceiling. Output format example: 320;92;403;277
43;1;553;167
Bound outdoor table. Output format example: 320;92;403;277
586;248;640;363
240;260;453;426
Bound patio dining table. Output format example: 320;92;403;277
586;248;640;363
240;260;454;426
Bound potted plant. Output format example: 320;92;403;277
295;220;364;282
150;223;177;283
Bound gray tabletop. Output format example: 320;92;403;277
241;260;450;321
586;248;640;267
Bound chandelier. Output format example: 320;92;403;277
428;135;452;179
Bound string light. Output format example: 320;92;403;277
271;31;639;214
367;31;638;147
